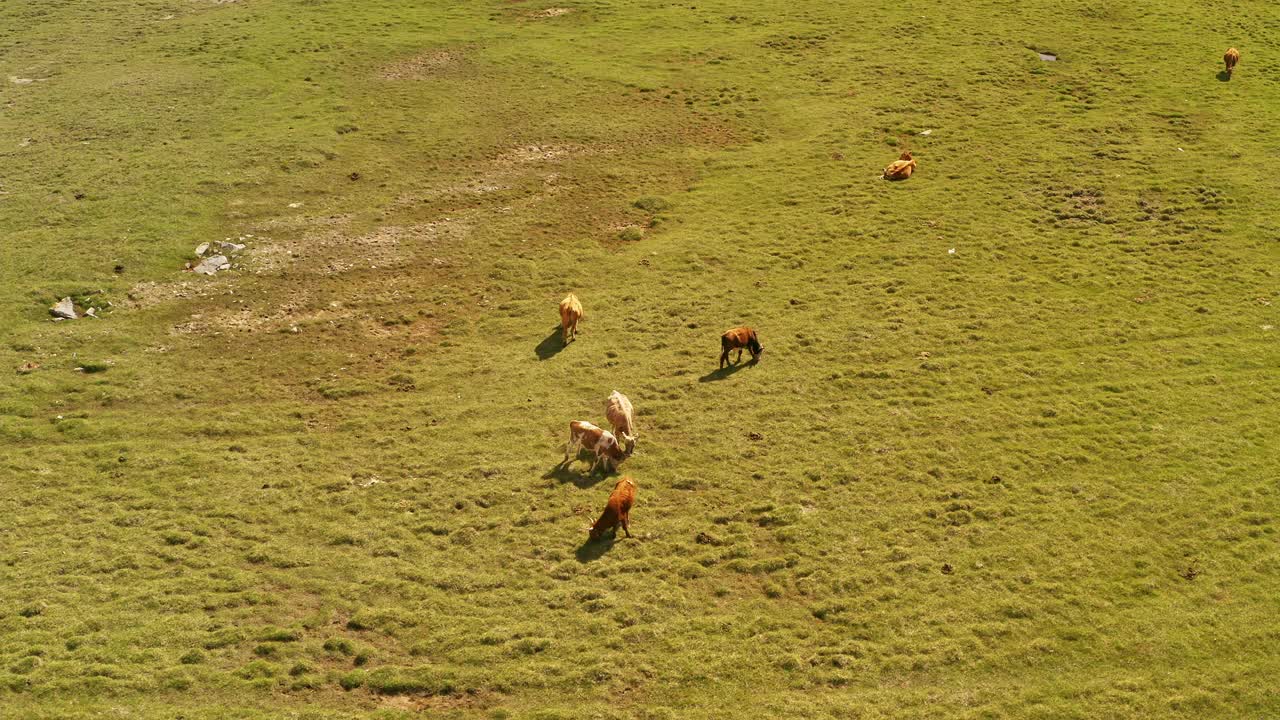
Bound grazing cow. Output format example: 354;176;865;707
1224;47;1240;76
720;327;763;369
883;150;917;181
559;293;583;343
588;476;636;540
565;420;628;473
604;390;637;453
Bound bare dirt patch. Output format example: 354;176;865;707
378;50;463;80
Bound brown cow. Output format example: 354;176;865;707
559;293;583;343
565;420;628;473
588;476;636;540
720;327;763;369
882;150;917;181
1224;47;1240;76
604;390;637;454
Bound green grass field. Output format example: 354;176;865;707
2;0;1278;717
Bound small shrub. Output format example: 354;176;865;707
258;628;300;642
633;196;670;213
324;638;355;655
338;671;365;690
366;666;458;696
236;660;277;680
618;226;644;241
179;650;203;665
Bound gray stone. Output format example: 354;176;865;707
85;307;98;318
50;297;77;320
219;241;246;253
195;242;210;256
193;255;228;275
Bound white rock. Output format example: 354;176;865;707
50;297;77;319
193;255;228;275
919;129;933;136
195;242;210;256
219;241;246;253
948;248;956;255
85;307;98;318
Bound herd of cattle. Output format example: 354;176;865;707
557;293;763;542
569;46;1244;542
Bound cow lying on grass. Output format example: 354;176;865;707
882;150;917;181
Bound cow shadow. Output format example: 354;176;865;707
698;358;756;383
575;534;619;563
535;326;567;361
1217;70;1232;82
543;459;609;488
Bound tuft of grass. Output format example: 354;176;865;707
633;196;671;213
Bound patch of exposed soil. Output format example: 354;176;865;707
378;50;463;80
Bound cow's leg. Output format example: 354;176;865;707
621;511;631;537
736;349;743;363
719;349;729;369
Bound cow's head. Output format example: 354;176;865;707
621;433;637;455
748;335;763;360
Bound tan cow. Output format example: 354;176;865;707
559;293;583;343
1224;47;1240;76
565;420;628;473
604;390;637;454
883;150;917;181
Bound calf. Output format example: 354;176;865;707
565;420;628;473
604;390;637;454
882;150;917;181
588;476;636;540
1224;47;1240;76
720;327;763;369
559;293;583;343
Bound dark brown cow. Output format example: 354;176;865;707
588;476;636;540
1224;47;1240;76
720;327;763;369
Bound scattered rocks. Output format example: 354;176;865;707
17;362;40;374
50;297;78;320
193;255;229;275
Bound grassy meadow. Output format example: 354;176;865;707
2;0;1278;717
